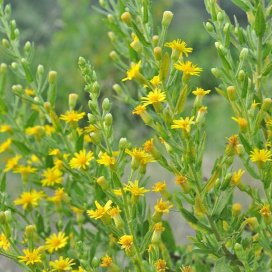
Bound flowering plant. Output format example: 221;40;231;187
0;0;271;271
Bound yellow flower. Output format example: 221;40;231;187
108;206;121;217
225;134;240;156
155;259;168;272
24;88;35;96
126;148;154;167
49;148;61;156
14;190;44;210
100;255;113;267
69;149;94;170
143;138;154;153
25;125;44;137
14;165;37;175
0;124;12;133
150;75;161;87
155;198;173;214
97;152;116;166
165;39;192;57
192;87;211;97
47;188;67;204
87;200;112;220
50;256;75;271
0;233;10;251
60;110;85;124
113;188;122;196
44;124;55;136
231;169;245;186
41;168;62;186
232;116;248;132
72;266;85;272
141;89;166;107
171;116;195;133
152;181;166;193
0;138;12;153
132;105;146;115
250;148;271;165
260;204;271;218
45;232;68;253
174;61;202;76
18;248;42;266
124;180;149;197
118;235;133;251
180;265;194;272
122;61;141;81
4;154;21;172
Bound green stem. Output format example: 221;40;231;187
256;36;263;100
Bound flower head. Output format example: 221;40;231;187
132;105;146;115
155;198;173;214
118;235;133;251
60;110;85;124
50;256;75;271
174;61;202;76
232;117;248;132
141;89;166;107
45;232;68;253
100;255;113;267
0;138;12;153
41;167;62;186
250;148;271;166
0;233;10;251
231;169;245;186
18;248;42;266
87;200;112;220
122;61;141;81
155;259;168;272
47;188;67;204
152;181;166;193
97;152;116;166
4;154;21;172
260;204;271;218
0;124;12;133
14;190;44;210
165;39;192;57
192;87;211;97
171;116;195;133
124;180;149;197
69;149;94;170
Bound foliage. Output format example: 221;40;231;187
0;0;271;271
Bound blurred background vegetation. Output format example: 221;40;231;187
3;0;247;153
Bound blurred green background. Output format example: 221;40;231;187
5;0;247;154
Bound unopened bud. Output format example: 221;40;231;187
227;86;236;101
162;11;173;27
217;12;223;22
11;62;18;70
121;12;132;25
109;50;118;61
0;63;7;73
99;0;105;7
69;93;78;110
102;98;111;112
108;31;116;42
92;81;100;95
113;84;122;95
87;113;96;124
107;14;114;23
37;64;44;76
130;37;142;52
223;23;230;33
232;203;242;216
119;137;128;149
211;68;221;78
4;210;11;223
261;98;272;111
24;41;31;53
240;48;249;60
238;70;245;81
12;84;22;92
2;38;9;48
96;176;108;190
205;22;214;32
153;47;162;61
48;71;57;84
152;35;159;47
104;113;112;126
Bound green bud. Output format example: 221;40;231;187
12;84;22;92
108;31;115;42
223;23;230;33
2;38;9;48
102;98;111;112
154;47;162;61
87;113;96;124
48;71;57;84
227;86;236;101
205;22;214;32
99;0;105;7
211;68;221;78
4;210;11;223
239;48;249;60
119;137;128;149
261;98;272;111
104;113;112;126
37;64;44;76
217;12;223;22
68;93;78;110
152;35;159;47
4;4;11;18
78;56;86;66
24;41;31;53
0;211;6;224
107;14;114;24
92;81;100;95
113;84;122;95
162;11;173;27
109;50;119;61
238;70;245;81
14;29;20;39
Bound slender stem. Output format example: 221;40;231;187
256;36;263;100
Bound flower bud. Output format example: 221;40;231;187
108;31;116;42
152;35;159;47
227;86;236;101
162;11;173;27
211;68;221;78
261;98;272;111
119;137;128;149
87;113;96;124
24;41;31;53
37;64;44;76
217;12;223;22
107;14;114;23
153;47;162;61
232;203;242;216
48;71;57;84
113;84;122;95
69;93;78;110
104;113;112;127
121;12;132;26
2;38;9;48
102;98;111;112
109;50;119;61
0;63;7;73
239;48;249;60
11;62;18;70
238;70;245;81
223;23;230;33
99;0;105;7
96;176;108;190
12;84;22;92
4;210;11;223
130;36;142;53
205;22;214;32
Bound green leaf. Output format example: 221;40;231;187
25;111;38;127
212;189;233;219
0;173;6;192
35;213;44;234
255;4;266;37
239;134;251;155
161;221;176;250
231;0;251;12
13;140;31;155
76;134;84;152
